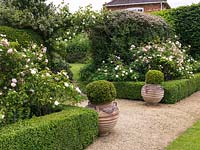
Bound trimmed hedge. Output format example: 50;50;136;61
0;26;43;47
114;74;200;104
0;106;98;150
153;3;200;58
113;82;144;100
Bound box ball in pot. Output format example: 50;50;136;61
86;80;119;136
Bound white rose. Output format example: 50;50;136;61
11;82;16;87
1;39;9;47
1;114;5;119
64;82;69;87
12;78;17;83
32;44;37;49
7;48;13;54
54;101;59;106
46;73;51;77
30;68;37;75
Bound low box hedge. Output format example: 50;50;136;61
113;74;200;104
113;82;144;100
0;106;98;150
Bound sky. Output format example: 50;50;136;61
47;0;200;12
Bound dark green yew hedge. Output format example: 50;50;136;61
114;74;200;104
153;3;200;59
0;106;98;150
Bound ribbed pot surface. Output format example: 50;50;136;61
141;84;164;104
87;102;119;136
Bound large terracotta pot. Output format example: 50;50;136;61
87;101;119;136
141;84;164;104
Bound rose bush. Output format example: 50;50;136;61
130;39;197;80
85;38;198;82
0;34;81;126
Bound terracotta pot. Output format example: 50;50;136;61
141;84;164;104
87;101;119;136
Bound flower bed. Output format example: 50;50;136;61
0;106;98;150
0;34;81;126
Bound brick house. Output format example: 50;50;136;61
104;0;171;13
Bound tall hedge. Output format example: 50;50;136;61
0;106;98;150
88;10;171;66
153;3;200;59
0;26;43;47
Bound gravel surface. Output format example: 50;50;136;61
86;92;200;150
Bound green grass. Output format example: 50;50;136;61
70;63;86;81
167;121;200;150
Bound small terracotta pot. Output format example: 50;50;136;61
141;84;164;104
87;101;119;136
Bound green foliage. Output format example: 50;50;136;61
86;80;116;105
153;3;200;59
81;39;196;82
152;9;175;28
113;74;200;104
54;34;91;63
89;10;171;66
113;82;144;100
145;70;164;84
0;36;81;126
0;2;105;80
48;52;73;80
0;0;71;41
0;106;98;150
0;26;43;48
65;34;91;63
80;63;97;81
162;74;200;104
167;120;200;150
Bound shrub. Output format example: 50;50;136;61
145;70;164;84
54;33;91;63
0;106;98;150
65;34;90;63
80;63;97;81
153;3;200;59
0;35;81;126
48;52;73;80
113;74;200;104
86;80;116;105
82;39;196;82
113;82;144;100
88;10;171;67
0;26;43;48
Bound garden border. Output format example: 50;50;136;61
0;106;98;150
114;73;200;104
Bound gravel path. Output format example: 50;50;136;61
86;92;200;150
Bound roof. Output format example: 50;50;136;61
105;0;169;7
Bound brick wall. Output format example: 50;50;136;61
106;3;168;12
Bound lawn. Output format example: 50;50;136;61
167;121;200;150
70;63;86;81
70;63;88;94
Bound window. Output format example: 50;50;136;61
126;7;144;13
